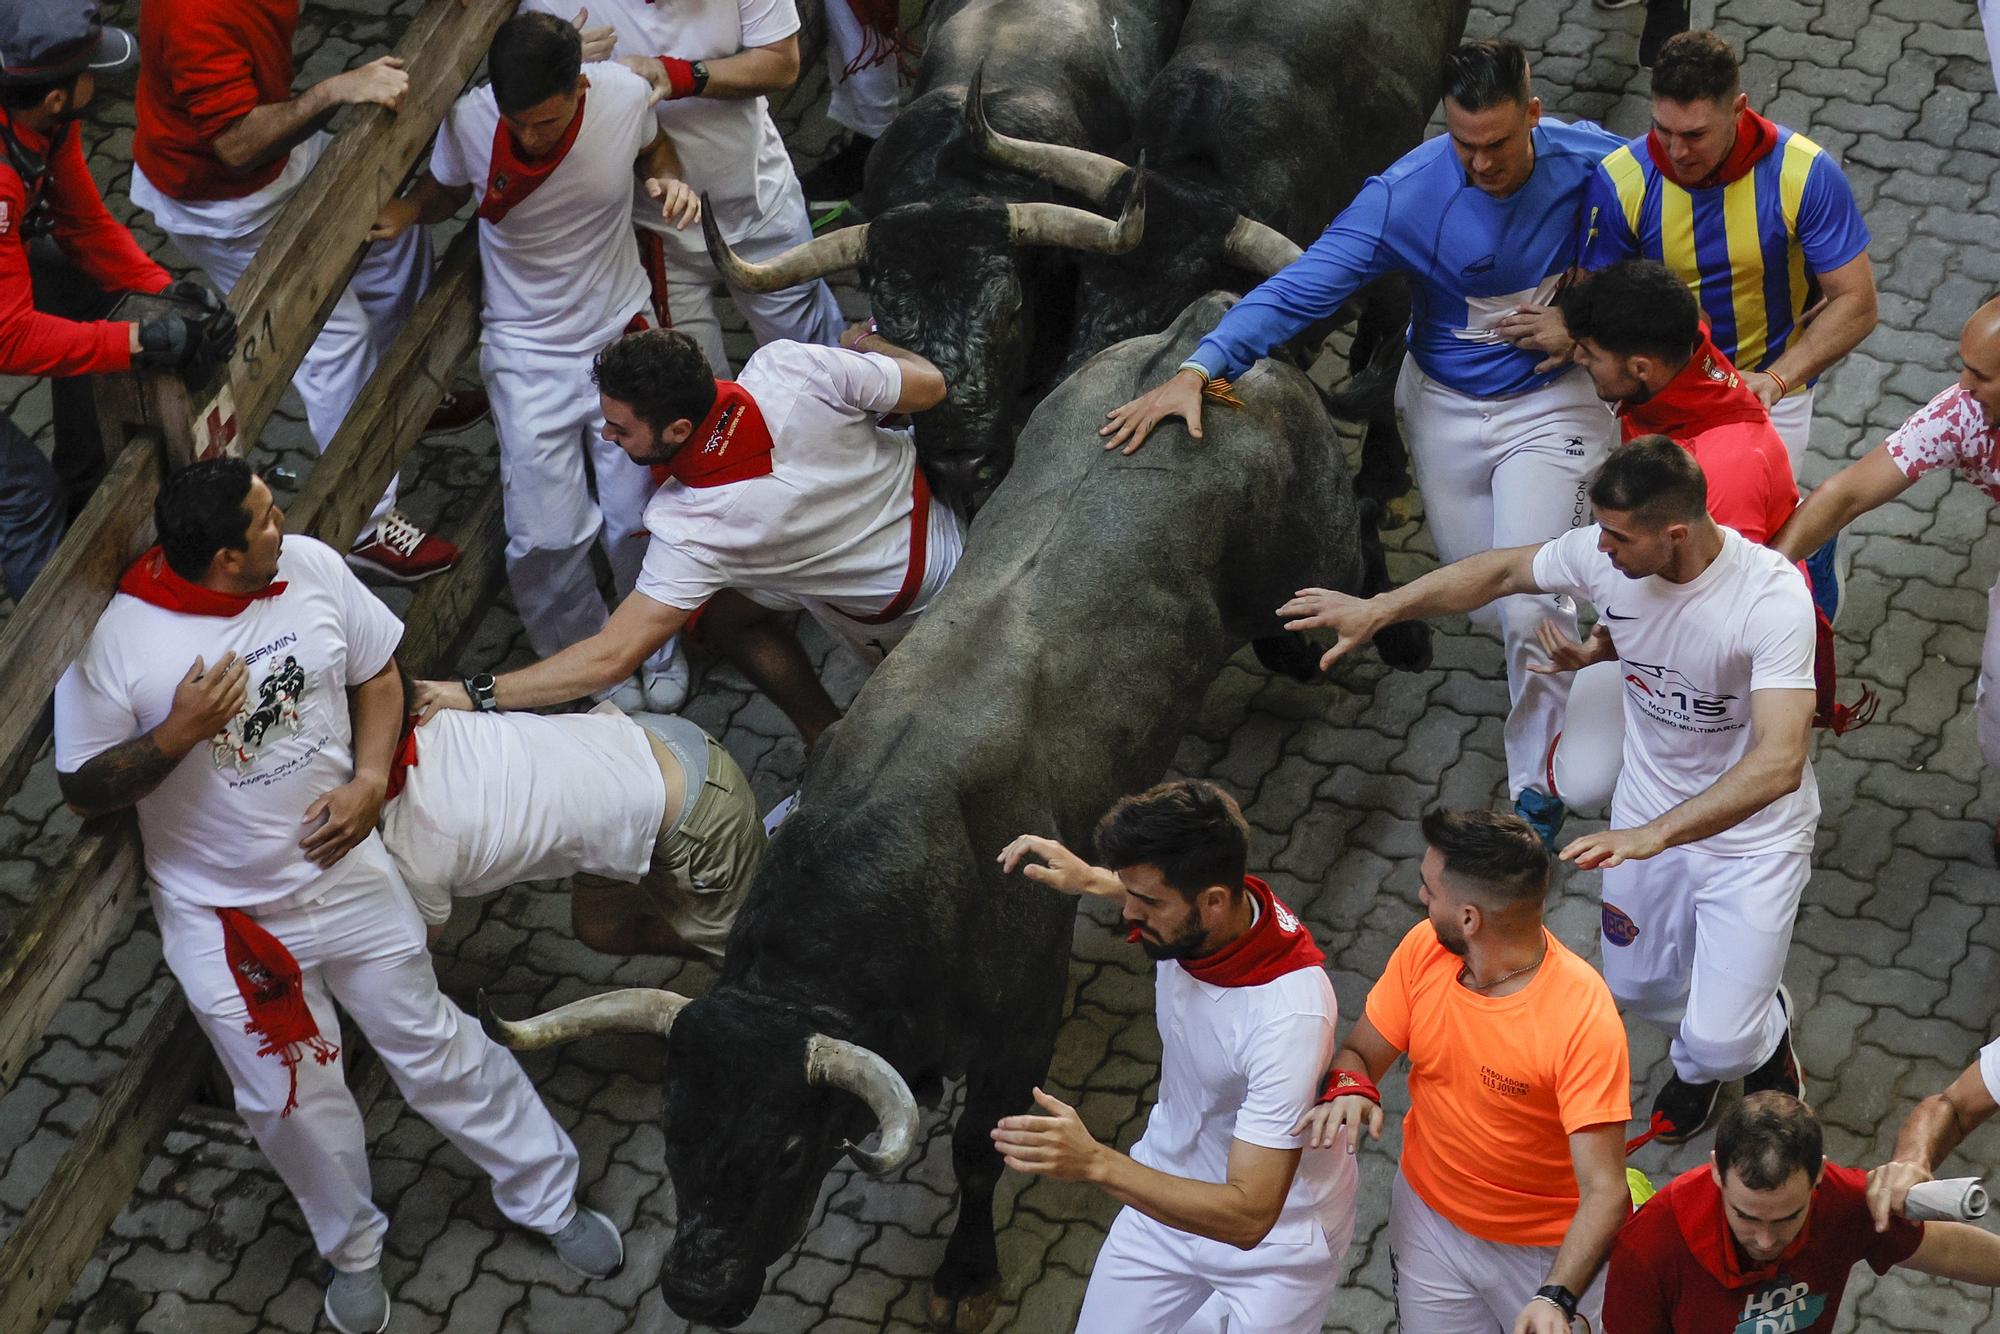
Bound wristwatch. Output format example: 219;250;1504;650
462;673;499;713
689;60;710;95
1533;1284;1579;1320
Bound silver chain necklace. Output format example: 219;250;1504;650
1460;942;1549;992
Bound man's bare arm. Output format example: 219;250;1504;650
1537;1125;1631;1299
1278;544;1548;672
840;323;948;412
1770;443;1915;562
1753;253;1877;405
212;56;412;172
413;592;689;719
1868;1063;2000;1230
58;653;249;818
696;35;801;97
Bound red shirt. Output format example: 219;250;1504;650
135;0;298;200
0;111;168;376
1603;1163;1924;1334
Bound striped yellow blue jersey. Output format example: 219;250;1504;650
1580;126;1870;378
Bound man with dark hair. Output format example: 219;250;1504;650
1285;442;1819;1145
1294;807;1630;1333
51;459;620;1334
1105;37;1622;852
409;324;953;747
132;0;474;582
0;0;235;600
1605;1092;2000;1331
991;780;1357;1333
371;12;701;711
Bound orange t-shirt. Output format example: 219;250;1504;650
1366;921;1632;1247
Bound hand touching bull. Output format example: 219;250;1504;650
1099;367;1207;454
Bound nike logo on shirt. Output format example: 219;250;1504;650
1605;608;1638;620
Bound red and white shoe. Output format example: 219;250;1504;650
346;508;458;584
423;388;490;438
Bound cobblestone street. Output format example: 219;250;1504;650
3;0;1999;1329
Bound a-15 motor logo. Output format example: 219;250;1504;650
1622;659;1738;728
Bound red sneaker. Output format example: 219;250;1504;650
346;509;458;584
423;388;490;437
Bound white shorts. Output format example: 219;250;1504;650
1075;1204;1350;1334
1388;1173;1601;1333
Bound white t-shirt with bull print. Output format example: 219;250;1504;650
55;537;404;907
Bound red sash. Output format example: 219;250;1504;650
476;91;587;225
216;907;340;1117
1176;877;1326;988
837;465;932;625
118;546;286;616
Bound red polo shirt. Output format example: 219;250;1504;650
135;0;298;200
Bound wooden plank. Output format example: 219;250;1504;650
286;227;483;552
194;0;518;458
398;481;506;678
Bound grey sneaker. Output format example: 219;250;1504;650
552;1205;625;1278
323;1266;390;1334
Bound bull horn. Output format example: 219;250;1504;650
702;192;868;293
964;62;1130;204
805;1034;920;1175
1222;214;1302;279
478;987;692;1051
1004;165;1146;255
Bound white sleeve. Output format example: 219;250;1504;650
803;344;904;416
321;545;406;683
1745;578;1817;692
429;99;475;188
1230;1008;1336;1152
636;534;733;612
739;0;802;48
53;647;141;775
1529;525;1599;602
1981;1035;2000;1105
590;62;658;160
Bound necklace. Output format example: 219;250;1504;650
1460;941;1549;993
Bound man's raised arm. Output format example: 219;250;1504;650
212;56;413;172
1279;543;1549;673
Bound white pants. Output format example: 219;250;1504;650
160;212;428;529
153;836;579;1272
1984;0;2000;94
1397;357;1615;799
1975;573;2000;769
1599;843;1809;1084
481;334;659;660
1389;1173;1601;1333
639;189;843;375
1075;1204;1350;1334
824;0;899;138
1767;388;1814;471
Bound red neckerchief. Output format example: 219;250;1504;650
1619;324;1771;442
1647;107;1779;190
663;381;777;488
117;546;287;616
1668;1164;1813;1290
1173;877;1327;988
216;907;340;1117
384;714;421;802
477;90;587;224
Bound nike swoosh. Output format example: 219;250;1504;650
1604;609;1638;620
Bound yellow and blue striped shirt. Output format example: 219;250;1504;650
1580;125;1870;378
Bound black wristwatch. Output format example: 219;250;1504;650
689;60;710;95
462;673;499;713
1533;1284;1579;1320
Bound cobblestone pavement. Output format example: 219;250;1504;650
2;0;1998;1330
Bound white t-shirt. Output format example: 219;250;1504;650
380;708;666;906
1131;952;1357;1247
522;0;803;248
430;63;655;354
1533;525;1821;856
636;341;923;615
53;538;404;908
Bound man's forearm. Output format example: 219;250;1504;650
212;85;340;172
697;43;799;97
1634;737;1804;850
1376;547;1537;627
59;726;198;818
1766;290;1875;389
1542;1180;1627;1297
347;665;404;793
1772;480;1866;562
1907;1221;2000;1285
1092;1151;1281;1250
1892;1094;1974;1176
495;635;644;711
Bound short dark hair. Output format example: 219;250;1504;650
1651;30;1741;105
1442;38;1531;113
1093;779;1250;902
591;329;718;432
0;73;78;110
1716;1092;1823;1192
1589;435;1708;525
489;12;582;116
155;457;255;580
1420;807;1549;904
1558;261;1700;364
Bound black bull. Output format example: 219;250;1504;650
484;295;1426;1330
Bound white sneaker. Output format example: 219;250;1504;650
323;1266;390;1334
641;652;690;713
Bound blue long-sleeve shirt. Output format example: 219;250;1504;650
1188;118;1625;399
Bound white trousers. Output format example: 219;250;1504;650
153;836;579;1272
1767;388;1814;472
1075;1204;1350;1334
1985;0;2000;94
1397;357;1615;798
1979;574;2000;770
162;218;429;528
1389;1173;1601;1333
639;188;844;375
1599;843;1810;1084
824;0;899;138
481;335;658;660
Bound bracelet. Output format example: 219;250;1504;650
658;56;700;100
1761;367;1790;398
1533;1284;1580;1319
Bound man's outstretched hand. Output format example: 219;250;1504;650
1100;367;1205;455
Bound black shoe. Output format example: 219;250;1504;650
1741;986;1805;1102
800;134;875;207
1639;0;1691;68
1647;1073;1722;1145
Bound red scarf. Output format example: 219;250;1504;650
216;908;340;1117
477;91;587;224
1619;324;1771;442
384;714;421;802
1647;107;1779;190
662;381;777;488
1175;877;1326;988
117;546;286;616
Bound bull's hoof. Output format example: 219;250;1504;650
1376;620;1433;673
926;1286;999;1333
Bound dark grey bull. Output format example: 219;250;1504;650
481;293;1411;1331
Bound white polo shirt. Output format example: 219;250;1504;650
430;62;655;354
1132;950;1357;1247
636;341;927;615
53;538;404;908
522;0;803;248
1532;525;1821;857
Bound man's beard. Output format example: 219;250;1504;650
1137;912;1209;962
1430;916;1469;958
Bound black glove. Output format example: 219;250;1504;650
134;303;237;375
